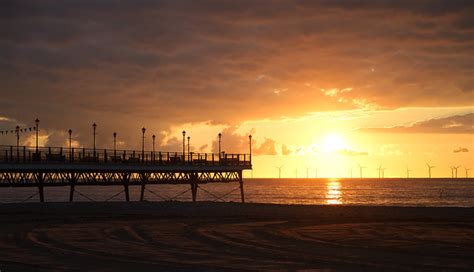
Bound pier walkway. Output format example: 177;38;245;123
0;145;252;202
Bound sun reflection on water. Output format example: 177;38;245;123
326;179;342;204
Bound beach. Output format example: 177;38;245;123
0;202;473;271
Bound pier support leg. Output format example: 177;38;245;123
69;184;75;202
124;184;130;202
239;171;245;203
140;184;145;201
190;183;197;202
38;185;44;203
123;173;130;202
140;173;147;201
190;173;198;202
69;173;76;202
37;172;44;203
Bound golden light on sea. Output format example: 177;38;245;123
326;179;342;205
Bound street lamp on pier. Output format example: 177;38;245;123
35;118;39;153
152;134;156;161
15;125;20;160
218;133;222;158
68;129;73;161
68;128;72;148
187;136;190;161
182;130;186;162
92;123;97;159
113;132;117;159
142;127;146;162
249;134;252;163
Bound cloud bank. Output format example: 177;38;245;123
1;0;473;148
360;113;474;134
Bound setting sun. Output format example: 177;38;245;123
322;134;346;153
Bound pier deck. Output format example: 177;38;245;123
0;145;252;202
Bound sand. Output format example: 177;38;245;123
0;202;473;271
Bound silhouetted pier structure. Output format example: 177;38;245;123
0;145;251;202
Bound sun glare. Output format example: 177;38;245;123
322;133;345;153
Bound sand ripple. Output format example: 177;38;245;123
1;203;474;271
0;220;471;271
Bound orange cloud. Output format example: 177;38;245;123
359;113;474;134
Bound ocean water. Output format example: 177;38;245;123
0;178;473;207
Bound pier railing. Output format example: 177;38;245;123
0;145;251;166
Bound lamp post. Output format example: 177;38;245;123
248;134;252;163
68;129;72;149
35;118;39;153
113;132;117;159
142;127;146;162
68;128;72;151
68;129;73;161
187;136;190;161
152;134;156;162
15;125;20;160
92;123;97;159
182;130;186;162
218;133;222;158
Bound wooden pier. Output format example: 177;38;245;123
0;145;252;202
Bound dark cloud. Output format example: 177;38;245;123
454;147;469;153
360;113;474;134
1;0;473;148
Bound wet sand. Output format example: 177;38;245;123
0;202;473;271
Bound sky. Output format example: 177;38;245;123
0;0;473;178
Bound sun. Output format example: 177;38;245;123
322;133;346;153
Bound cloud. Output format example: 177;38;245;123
210;127;285;156
337;149;368;156
454;147;469;153
360;113;474;134
378;144;404;156
253;138;278;155
281;144;292;155
1;0;473;147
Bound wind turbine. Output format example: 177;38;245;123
306;167;309;178
406;166;412;178
453;166;460;178
275;165;284;179
358;164;366;178
381;167;387;178
465;167;471;178
377;165;383;178
426;162;435;178
450;166;455;178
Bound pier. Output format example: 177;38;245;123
0;145;252;202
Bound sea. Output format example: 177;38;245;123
0;178;473;207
